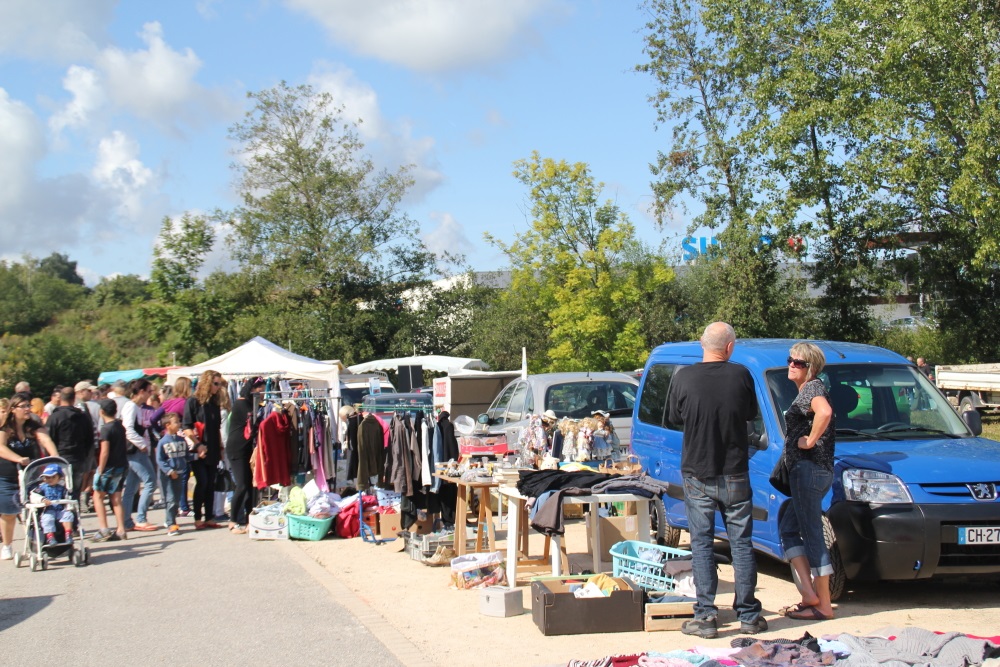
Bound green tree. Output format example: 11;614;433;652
487;152;673;372
637;0;806;338
224;81;441;361
38;252;84;286
0;258;86;335
0;332;113;395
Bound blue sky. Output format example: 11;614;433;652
0;0;697;284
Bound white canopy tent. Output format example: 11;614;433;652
166;336;341;391
347;355;490;375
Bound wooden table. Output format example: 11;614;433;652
432;472;497;556
498;486;651;586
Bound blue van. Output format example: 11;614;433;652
632;339;1000;599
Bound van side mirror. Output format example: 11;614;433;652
477;413;491;426
962;408;982;436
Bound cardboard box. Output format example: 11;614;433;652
410;516;433;535
479;586;523;617
378;511;402;538
586;514;640;556
248;509;288;540
531;576;643;636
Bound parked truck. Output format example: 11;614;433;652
934;363;1000;413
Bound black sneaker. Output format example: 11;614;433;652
741;617;768;634
681;617;719;639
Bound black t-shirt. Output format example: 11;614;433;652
0;430;40;481
225;397;254;458
98;420;129;470
668;361;757;478
45;405;93;464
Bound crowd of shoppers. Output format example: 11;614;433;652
0;371;249;558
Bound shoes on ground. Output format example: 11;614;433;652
150;501;165;510
230;525;247;535
740;617;768;634
178;510;191;517
203;521;222;528
132;523;159;532
167;525;180;536
422;545;457;567
681;617;719;639
0;544;12;560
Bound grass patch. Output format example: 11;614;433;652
980;414;1000;442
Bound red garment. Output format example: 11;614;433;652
253;410;291;488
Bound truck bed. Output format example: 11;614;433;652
936;363;1000;392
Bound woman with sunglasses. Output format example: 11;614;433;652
779;342;836;621
183;371;225;529
0;392;59;560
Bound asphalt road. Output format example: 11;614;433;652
0;510;403;667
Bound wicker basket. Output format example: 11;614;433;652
287;514;334;541
599;455;643;475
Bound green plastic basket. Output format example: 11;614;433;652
287;514;334;541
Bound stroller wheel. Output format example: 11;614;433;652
40;553;49;571
29;554;38;572
81;547;90;565
13;551;22;568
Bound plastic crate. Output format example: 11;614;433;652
287;514;334;541
610;540;690;591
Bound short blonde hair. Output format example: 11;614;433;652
790;341;826;380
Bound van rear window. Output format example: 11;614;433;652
638;364;676;427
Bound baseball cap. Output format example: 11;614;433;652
42;464;61;477
74;380;96;392
99;398;118;417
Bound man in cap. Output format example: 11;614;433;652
74;381;102;509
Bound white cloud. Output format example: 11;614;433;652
49;65;106;136
92;131;156;220
0;0;115;62
285;0;561;72
0;89;44;211
307;63;443;201
423;211;473;259
96;21;235;133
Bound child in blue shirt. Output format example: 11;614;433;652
155;413;193;536
35;464;75;545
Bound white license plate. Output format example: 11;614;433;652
958;526;1000;545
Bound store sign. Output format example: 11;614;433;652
681;235;789;260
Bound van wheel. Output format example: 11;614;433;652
650;496;681;548
960;396;977;414
790;515;845;601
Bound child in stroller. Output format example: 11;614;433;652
16;456;89;570
32;463;75;546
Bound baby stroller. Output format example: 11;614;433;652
14;456;90;570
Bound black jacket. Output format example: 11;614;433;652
45;405;94;465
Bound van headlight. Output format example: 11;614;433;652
842;469;913;504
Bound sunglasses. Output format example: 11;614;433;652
213;381;224;387
787;356;810;369
13;404;31;410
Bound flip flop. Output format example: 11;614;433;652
778;602;812;616
786;605;833;621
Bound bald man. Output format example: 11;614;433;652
668;322;765;638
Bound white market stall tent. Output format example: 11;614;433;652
166;336;341;392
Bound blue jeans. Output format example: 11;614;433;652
122;450;156;527
683;473;762;623
779;459;834;577
158;471;184;527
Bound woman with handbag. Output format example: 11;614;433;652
225;377;264;534
183;370;225;530
779;342;836;621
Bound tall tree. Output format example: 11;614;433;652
38;252;84;286
487;152;673;372
224;81;440;360
637;0;807;337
